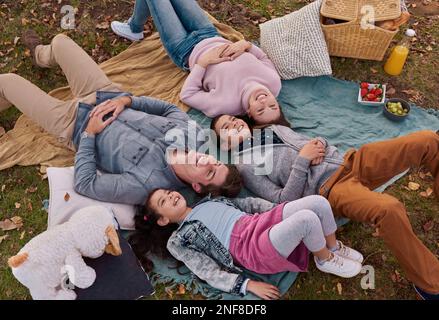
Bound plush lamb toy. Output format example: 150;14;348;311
8;205;122;300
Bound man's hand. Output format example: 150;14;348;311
220;40;251;60
299;139;326;163
246;280;280;300
89;96;131;120
85;107;116;135
197;44;232;68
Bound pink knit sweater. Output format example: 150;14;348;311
180;37;282;117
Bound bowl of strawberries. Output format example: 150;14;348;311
358;82;386;106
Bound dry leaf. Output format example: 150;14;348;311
13;36;20;46
408;182;420;191
0;234;9;244
423;220;434;232
0;216;23;231
20;231;26;240
15;202;21;209
25;186;38;193
165;287;174;298
64;192;70;202
370;67;378;74
386;87;396;95
0;235;8;244
11;216;23;229
336;282;342;295
177;284;186;295
1;185;5;192
390;270;401;283
27;202;33;211
96;21;110;29
420;188;433;198
372;228;380;237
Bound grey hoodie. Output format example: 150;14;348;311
235;125;344;203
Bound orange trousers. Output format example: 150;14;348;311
322;130;439;293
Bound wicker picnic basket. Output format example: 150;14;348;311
320;0;402;61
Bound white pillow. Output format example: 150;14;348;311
259;0;332;80
47;167;136;230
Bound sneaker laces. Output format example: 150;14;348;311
326;252;344;267
336;241;350;256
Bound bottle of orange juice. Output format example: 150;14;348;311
384;29;416;76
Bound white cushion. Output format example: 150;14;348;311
259;0;332;80
47;167;136;230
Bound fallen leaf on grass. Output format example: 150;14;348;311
370;67;378;74
177;284;186;295
408;182;420;191
423;220;434;232
1;185;5;192
64;192;70;202
165;287;174;299
0;216;23;231
336;282;342;295
420;188;433;198
13;36;20;46
0;235;8;244
96;21;110;30
25;186;38;193
386;88;396;95
372;228;380;237
15;202;21;209
20;231;26;240
390;270;401;283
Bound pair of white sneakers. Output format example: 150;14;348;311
315;241;364;278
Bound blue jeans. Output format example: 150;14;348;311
129;0;219;70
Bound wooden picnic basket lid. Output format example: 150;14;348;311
321;0;401;22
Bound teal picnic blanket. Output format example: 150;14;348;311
150;76;439;300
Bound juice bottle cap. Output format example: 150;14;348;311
405;29;416;37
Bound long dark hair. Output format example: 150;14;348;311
129;191;179;272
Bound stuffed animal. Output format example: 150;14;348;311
8;205;122;300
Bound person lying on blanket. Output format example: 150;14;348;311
129;189;363;299
111;0;286;125
0;32;242;205
210;114;439;300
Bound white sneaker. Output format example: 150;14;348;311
314;253;362;278
333;240;364;263
111;20;144;41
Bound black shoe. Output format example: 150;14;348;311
22;30;42;65
414;285;439;300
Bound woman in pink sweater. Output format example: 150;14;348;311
111;0;283;124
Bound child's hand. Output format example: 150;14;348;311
246;280;280;300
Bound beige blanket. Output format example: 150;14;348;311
0;18;243;171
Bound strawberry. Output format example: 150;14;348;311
367;93;376;100
374;97;381;102
360;82;369;89
370;88;376;95
375;88;383;96
361;88;368;97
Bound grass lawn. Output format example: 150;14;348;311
0;0;438;300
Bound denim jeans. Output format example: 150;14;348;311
129;0;218;70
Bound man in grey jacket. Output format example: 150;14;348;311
0;32;242;205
